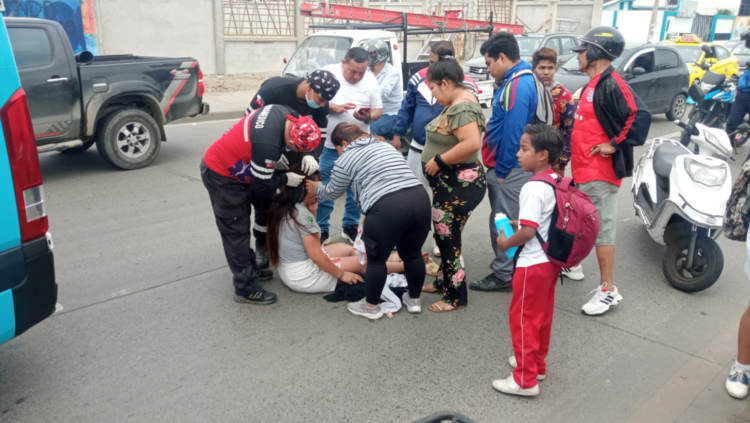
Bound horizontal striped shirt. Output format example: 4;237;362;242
316;137;422;214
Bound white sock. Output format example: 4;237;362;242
733;360;750;372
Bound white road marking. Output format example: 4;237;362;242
55;303;63;313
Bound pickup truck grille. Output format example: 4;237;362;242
468;66;487;75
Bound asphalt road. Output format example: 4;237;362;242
1;113;749;423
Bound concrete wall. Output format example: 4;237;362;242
615;10;666;44
95;0;218;73
225;40;298;74
516;2;594;34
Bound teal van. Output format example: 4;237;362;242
0;14;57;346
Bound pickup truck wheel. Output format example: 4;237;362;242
96;109;161;170
60;139;96;154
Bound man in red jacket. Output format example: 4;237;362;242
569;26;651;316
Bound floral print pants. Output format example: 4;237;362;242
425;161;487;307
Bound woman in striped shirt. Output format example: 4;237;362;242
306;123;431;320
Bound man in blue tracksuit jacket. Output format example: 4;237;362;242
470;33;538;293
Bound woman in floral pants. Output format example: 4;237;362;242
421;51;487;312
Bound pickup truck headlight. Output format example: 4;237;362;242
684;158;727;187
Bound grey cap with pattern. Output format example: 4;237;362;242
306;70;340;101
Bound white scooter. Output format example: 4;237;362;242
632;119;742;292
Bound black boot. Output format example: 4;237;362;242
469;273;513;292
255;240;269;269
234;288;277;305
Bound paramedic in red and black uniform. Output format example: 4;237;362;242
568;26;651;316
246;70;340;269
200;105;322;305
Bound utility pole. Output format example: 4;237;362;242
648;0;660;43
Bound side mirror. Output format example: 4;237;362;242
701;45;712;53
75;50;94;64
283;58;287;64
632;67;646;76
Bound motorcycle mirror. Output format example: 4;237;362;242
701;45;712;54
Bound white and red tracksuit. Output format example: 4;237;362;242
509;170;562;389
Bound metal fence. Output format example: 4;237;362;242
224;0;297;37
476;0;511;26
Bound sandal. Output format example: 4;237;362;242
429;301;465;313
425;261;440;277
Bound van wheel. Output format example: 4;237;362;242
60;139;95;154
96;109;161;170
662;235;723;293
666;93;687;121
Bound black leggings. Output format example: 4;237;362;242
361;186;431;304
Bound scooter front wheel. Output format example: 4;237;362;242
662;235;723;293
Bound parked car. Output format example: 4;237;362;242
725;38;743;51
0;17;57;347
462;32;579;79
6;17;210;170
660;34;739;86
556;44;690;121
731;42;750;73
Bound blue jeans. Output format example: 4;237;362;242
317;147;361;232
369;114;397;139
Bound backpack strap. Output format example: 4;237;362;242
528;172;561;245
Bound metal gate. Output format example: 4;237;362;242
692;15;713;41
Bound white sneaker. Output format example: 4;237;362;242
401;292;422;314
433;245;441;257
347;299;384;320
726;367;750;399
561;265;584;281
581;285;623;316
508;356;546;381
492;375;539;397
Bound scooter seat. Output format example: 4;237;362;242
653;143;689;179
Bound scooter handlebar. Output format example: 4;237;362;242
674;120;699;136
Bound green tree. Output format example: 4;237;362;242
715;8;734;15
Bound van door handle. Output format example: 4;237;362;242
47;77;68;83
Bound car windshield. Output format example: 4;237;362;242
671;45;703;63
283;36;352;77
560;49;629;71
515;36;543;56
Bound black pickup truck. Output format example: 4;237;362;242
6;17;210;170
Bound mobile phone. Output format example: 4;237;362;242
359;107;371;113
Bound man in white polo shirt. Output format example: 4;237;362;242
319;47;383;244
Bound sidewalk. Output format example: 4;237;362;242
625;319;750;423
187;91;254;123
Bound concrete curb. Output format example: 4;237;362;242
168;110;246;126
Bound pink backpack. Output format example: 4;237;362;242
529;173;599;268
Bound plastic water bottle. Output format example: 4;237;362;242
495;213;518;260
